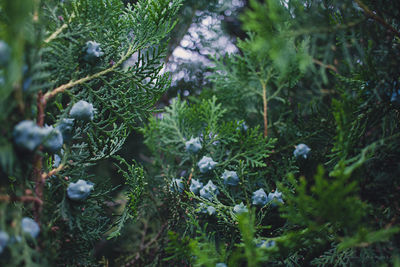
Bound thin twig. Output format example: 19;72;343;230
312;58;338;73
0;195;43;206
33;91;46;222
261;80;268;137
44;12;75;44
41;164;65;180
354;0;400;38
44;23;68;44
187;168;194;185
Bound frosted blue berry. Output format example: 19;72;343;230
67;179;94;201
252;188;268;206
233;202;248;214
197;203;207;213
56;118;74;143
189;179;203;194
200;180;219;200
21;217;40;239
391;89;400;105
13;120;45;151
206;206;216;215
42;125;63;153
236;121;248;131
0;231;9;254
222;170;239;186
84;41;104;60
54;153;61;167
185;137;202;153
0;40;11;66
209;132;220;145
293;144;311;159
257;240;276;248
22;77;32;91
69;100;94;121
198;156;217;173
268;189;284;206
170;178;185;193
216;263;227;267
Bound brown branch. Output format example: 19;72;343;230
312;58;338;73
41;164;65;180
33;91;46;223
261;81;268;137
187;168;194;185
354;0;400;38
0;195;43;205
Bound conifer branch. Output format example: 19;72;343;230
354;0;400;38
43;44;138;101
44;12;75;44
44;23;68;44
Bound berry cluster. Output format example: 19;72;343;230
252;188;283;206
12;100;94;153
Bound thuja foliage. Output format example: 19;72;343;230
0;0;180;265
133;0;400;266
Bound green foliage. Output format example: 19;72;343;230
0;0;181;265
2;0;400;265
107;156;146;239
134;0;400;266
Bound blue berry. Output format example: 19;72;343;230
0;231;9;254
199;180;219;200
67;179;94;201
13;120;45;151
391;89;400;105
189;179;203;194
222;170;239;186
216;263;227;267
21;217;40;239
69;100;94;121
233;202;248;214
22;77;32;91
84;41;104;60
209;132;220;145
54;153;61;167
198;156;217;173
252;188;268;206
42;125;63;153
236;121;248;131
293;144;311;159
257;240;276;248
0;40;11;66
197;203;216;215
170;178;185;193
56;118;74;143
206;206;216;215
185;137;202;153
268;189;284;205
